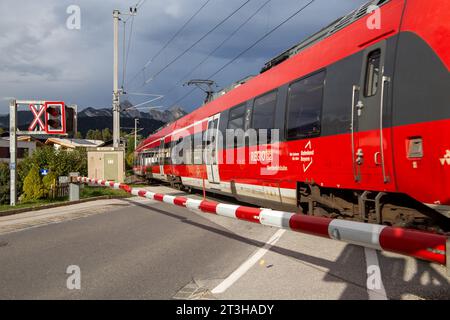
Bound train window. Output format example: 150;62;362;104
365;49;381;97
227;103;246;131
178;136;191;165
163;141;172;165
227;103;247;148
192;132;204;165
151;150;158;164
286;71;325;140
252;90;277;144
171;137;184;165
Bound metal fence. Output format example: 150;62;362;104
48;183;69;199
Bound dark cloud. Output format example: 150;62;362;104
0;0;368;114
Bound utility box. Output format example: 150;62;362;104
87;147;125;183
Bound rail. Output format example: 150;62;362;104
76;177;449;270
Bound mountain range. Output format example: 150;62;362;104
78;101;187;123
0;101;188;138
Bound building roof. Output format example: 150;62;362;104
0;137;37;147
45;138;104;149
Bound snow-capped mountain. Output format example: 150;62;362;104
78;100;187;123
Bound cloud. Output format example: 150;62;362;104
0;0;368;114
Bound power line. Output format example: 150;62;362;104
123;15;135;89
162;0;273;100
208;0;315;79
121;0;146;88
122;19;127;88
170;87;198;107
144;0;212;68
167;0;316;108
135;0;147;9
126;0;212;89
141;0;252;88
121;16;136;88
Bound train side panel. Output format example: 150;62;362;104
391;0;450;215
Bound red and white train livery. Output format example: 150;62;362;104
135;0;450;230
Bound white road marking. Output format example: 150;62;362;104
211;229;286;294
364;247;388;300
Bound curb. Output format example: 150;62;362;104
0;195;130;218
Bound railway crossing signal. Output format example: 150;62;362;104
28;104;45;131
45;101;66;134
9;99;78;206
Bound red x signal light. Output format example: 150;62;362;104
45;101;66;134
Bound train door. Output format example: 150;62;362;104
352;40;393;188
204;114;221;184
158;138;165;177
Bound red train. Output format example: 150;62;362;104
134;0;450;230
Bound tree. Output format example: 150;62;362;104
74;131;83;139
127;135;135;154
23;165;44;201
86;129;95;140
126;152;134;170
86;129;102;140
18;146;88;199
42;171;58;196
93;129;103;140
102;128;112;142
0;127;4;136
0;162;9;204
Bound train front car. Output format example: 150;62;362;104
389;0;450;227
292;0;450;230
134;0;450;232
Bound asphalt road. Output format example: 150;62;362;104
0;196;274;299
0;186;449;300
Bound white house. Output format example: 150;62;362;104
0;137;37;162
45;138;104;151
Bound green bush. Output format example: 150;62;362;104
0;162;10;204
126;152;134;170
19;147;87;179
23;165;45;201
15;147;87;201
42;171;58;195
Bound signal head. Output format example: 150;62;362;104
44;102;66;134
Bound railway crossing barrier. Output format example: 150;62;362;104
76;177;449;273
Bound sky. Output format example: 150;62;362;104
0;0;369;114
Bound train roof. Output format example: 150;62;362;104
261;0;389;73
136;0;392;152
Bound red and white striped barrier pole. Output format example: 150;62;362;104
78;177;449;268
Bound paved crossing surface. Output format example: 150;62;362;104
0;185;448;299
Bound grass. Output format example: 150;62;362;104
80;186;131;199
128;184;149;188
0;198;67;212
0;186;131;213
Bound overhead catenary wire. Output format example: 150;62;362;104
167;0;316;108
135;0;147;9
121;0;145;88
126;0;213;89
140;0;252;88
122;15;135;89
207;0;315;81
143;0;212;68
162;0;274;100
